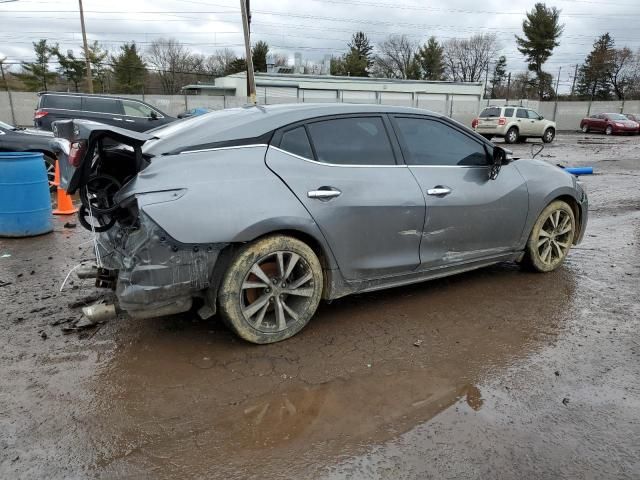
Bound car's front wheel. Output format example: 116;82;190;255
218;235;323;344
523;200;575;272
542;128;555;143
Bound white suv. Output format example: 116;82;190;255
473;106;556;144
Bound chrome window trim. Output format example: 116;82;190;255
181;144;269;154
270;145;406;168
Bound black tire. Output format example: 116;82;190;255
517;136;528;143
581;124;589;133
505;127;519;144
542;128;555;143
481;134;493;140
605;125;613;135
522;200;575;273
218;235;323;344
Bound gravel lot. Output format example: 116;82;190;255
1;132;639;479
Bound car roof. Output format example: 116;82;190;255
143;103;445;155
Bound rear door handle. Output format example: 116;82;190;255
427;186;452;196
112;117;123;121
308;188;341;200
125;119;135;123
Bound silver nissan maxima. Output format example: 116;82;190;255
52;104;588;344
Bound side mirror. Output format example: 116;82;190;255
490;146;508;180
149;111;158;120
539;115;544;120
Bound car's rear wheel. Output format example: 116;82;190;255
581;124;589;133
218;235;323;344
523;200;575;272
542;128;555;143
505;127;519;144
605;125;613;135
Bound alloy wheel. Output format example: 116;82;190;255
240;251;315;333
536;209;573;267
508;129;517;143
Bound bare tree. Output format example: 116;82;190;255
443;33;500;82
146;38;202;93
372;35;420;79
608;47;635;100
205;48;237;77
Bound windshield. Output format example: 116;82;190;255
608;114;628;121
479;107;501;118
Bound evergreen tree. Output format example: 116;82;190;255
87;41;109;92
515;3;564;99
50;45;86;92
490;55;507;97
19;39;56;91
225;57;247;76
416;37;445;80
111;43;146;94
576;33;615;100
331;32;373;77
252;41;269;72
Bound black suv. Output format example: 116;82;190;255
35;92;175;132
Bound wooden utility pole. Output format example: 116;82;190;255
78;0;93;93
570;64;578;99
0;59;17;125
552;66;561;121
240;0;256;103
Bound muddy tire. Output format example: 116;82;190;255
218;235;323;344
522;200;575;272
605;125;613;135
542;128;555;143
505;127;519;144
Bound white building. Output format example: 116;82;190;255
182;72;485;124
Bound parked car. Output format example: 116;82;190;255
35;92;176;132
473;105;556;144
177;107;213;119
52;104;588;344
0;120;56;187
623;113;640;133
579;113;639;135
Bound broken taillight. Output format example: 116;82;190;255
68;140;87;167
498;117;507;125
34;109;48;119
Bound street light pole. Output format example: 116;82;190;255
78;0;93;93
240;0;256;104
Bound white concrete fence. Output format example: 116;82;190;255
1;90;639;131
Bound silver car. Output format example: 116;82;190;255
52;104;588;344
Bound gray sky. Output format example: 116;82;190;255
1;0;639;91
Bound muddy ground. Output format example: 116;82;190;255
1;133;639;479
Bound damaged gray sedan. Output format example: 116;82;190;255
51;104;588;344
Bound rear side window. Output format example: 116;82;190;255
504;108;514;117
42;95;81;110
479;107;501;118
82;97;123;115
122;100;154;118
306;117;395;166
280;127;314;159
516;109;528;119
394;117;488;166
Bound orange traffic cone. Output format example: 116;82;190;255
52;160;78;215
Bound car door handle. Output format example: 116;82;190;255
125;119;135;123
112;117;123;121
426;186;452;196
308;188;341;199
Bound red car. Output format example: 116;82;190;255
624;113;640;133
580;113;639;135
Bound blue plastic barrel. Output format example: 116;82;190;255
0;152;53;237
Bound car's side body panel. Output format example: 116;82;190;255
265;146;425;280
